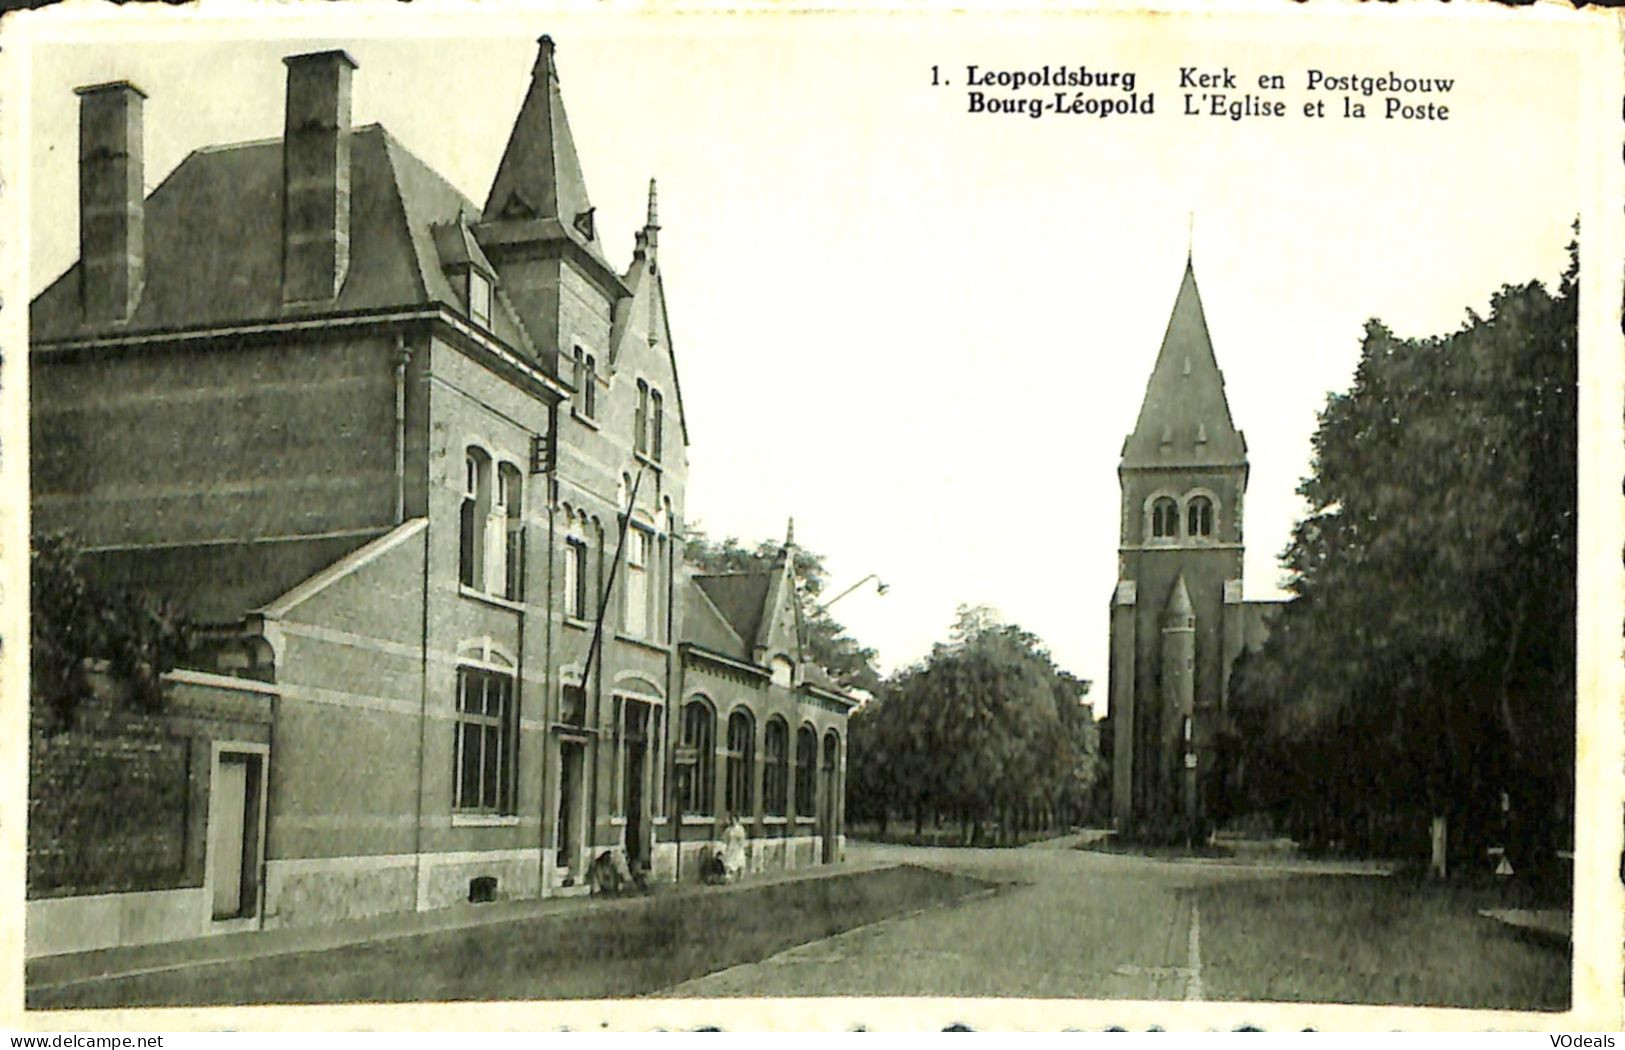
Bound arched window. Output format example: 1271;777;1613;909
725;709;755;818
1151;496;1179;540
1187;495;1214;538
572;347;597;419
764;717;790;817
563;529;588;620
650;390;664;463
823;730;839;772
795;725;817;818
460;448;491;588
681;700;716;816
496;463;523;599
635;379;649;456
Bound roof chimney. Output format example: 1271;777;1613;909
282;50;357;303
76;81;146;322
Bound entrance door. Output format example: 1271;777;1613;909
623;705;648;870
821;733;840;864
210;752;262;920
557;741;585;879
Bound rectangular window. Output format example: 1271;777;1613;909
454;668;515;813
650;390;663;463
563;538;587;620
624;527;649;637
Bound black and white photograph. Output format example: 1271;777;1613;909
4;1;1620;1031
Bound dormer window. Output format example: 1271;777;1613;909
467;270;492;329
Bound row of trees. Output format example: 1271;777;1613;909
1227;237;1577;875
683;531;1104;845
847;607;1103;844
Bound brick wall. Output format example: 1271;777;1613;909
28;672;273;899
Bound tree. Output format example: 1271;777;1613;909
31;533;192;733
1230;237;1577;873
684;525;882;693
848;605;1100;843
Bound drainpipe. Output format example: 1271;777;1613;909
393;333;409;523
413;344;431;911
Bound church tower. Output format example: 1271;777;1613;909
1109;257;1249;836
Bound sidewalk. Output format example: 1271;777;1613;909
27;856;895;994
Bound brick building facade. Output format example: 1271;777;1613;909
28;38;854;955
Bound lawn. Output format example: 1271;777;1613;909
30;865;991;1008
1193;874;1570;1010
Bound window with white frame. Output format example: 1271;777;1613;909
460;449;522;598
454;665;516;814
496;464;523;600
624;526;650;637
563;536;587;620
460;449;490;588
635;380;649;457
650;390;663;463
572;347;597;419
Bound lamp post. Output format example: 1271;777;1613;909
815;574;888;614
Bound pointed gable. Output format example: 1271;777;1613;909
688;525;806;669
611;179;690;447
481;36;602;259
1121;259;1246;468
753;536;805;666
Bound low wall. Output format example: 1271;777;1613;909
26;669;275;958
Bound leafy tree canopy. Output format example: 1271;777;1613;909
1229;234;1576;866
31;532;192;732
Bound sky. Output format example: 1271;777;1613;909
21;6;1594;711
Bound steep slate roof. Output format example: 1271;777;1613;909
31;125;536;357
692;573;773;650
682;577;750;659
1121;259;1247;469
481;35;605;267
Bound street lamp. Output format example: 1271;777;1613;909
814;574;888;613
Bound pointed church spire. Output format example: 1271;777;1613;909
482;35;600;250
1121;258;1246;469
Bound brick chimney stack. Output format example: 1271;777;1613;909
75;81;146;322
282;50;357;303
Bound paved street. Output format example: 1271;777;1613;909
665;840;1353;999
31;837;1564;1009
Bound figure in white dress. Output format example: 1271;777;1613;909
722;812;748;883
